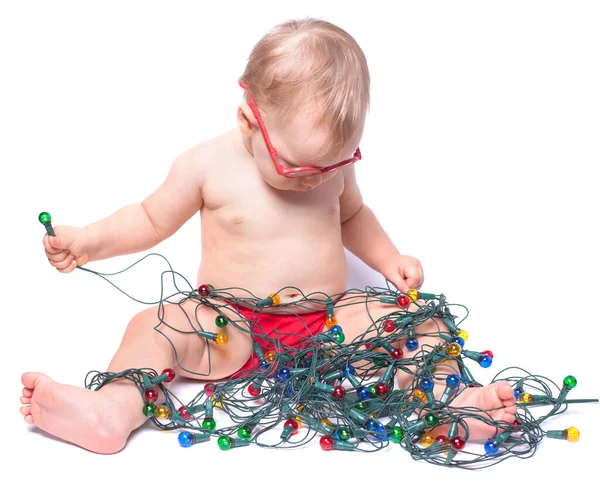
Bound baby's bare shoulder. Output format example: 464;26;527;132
174;130;239;185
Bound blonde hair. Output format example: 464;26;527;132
240;18;370;160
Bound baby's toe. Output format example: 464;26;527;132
501;408;516;424
23;387;33;398
24;414;34;424
495;381;515;403
20;405;31;417
21;395;31;404
21;372;43;390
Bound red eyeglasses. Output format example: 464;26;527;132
239;80;362;178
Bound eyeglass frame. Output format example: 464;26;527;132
239;80;362;178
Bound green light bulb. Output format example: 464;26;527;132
215;315;229;327
142;403;156;417
368;384;378;398
563;375;577;390
333;331;345;344
390;426;404;443
425;413;439;426
337;427;352;441
38;212;51;224
202;417;216;430
218;435;232;450
38;211;56;236
238;425;253;440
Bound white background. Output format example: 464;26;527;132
2;0;599;479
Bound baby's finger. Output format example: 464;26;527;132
43;234;63;254
396;278;410;292
57;259;77;274
50;255;75;270
45;249;69;263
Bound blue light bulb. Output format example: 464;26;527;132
374;421;386;440
484;440;499;455
365;418;378;431
406;338;419;351
279;367;291;380
283;384;294;398
450;336;465;347
419;378;434;392
258;359;270;372
357;386;371;401
446;374;460;388
329;325;343;334
342;365;355;377
178;431;194;447
513;386;524;400
478;354;493;368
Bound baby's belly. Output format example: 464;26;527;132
197;236;348;314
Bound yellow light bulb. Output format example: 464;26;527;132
566;427;580;442
413;388;426;403
519;392;533;403
447;342;462;357
325;315;337;328
214;400;223;409
420;433;435;447
265;350;276;363
456;329;469;341
216;333;228;345
155;404;171;419
407;289;419;302
269;293;280;306
320;418;334;428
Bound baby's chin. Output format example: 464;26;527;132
263;177;315;192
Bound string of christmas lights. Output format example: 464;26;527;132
40;212;598;468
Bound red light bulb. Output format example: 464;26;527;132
333;385;346;400
178;406;191;421
383;319;395;333
481;350;494;358
398;295;410;308
375;383;389;398
391;348;404;360
144;387;158;403
450;435;466;451
248;384;261;397
204;383;216;397
198;284;211;297
284;419;299;435
162;368;176;382
320;436;335;451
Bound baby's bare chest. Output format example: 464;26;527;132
202;169;344;237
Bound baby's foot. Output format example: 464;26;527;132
20;372;135;454
432;381;517;441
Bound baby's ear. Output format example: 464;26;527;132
237;104;258;136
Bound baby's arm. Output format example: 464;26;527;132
339;165;399;270
339;165;423;290
85;149;204;261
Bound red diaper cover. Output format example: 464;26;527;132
225;295;345;378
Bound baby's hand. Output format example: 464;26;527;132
43;226;90;273
379;253;424;293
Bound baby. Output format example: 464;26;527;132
20;18;516;454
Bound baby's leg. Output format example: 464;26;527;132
334;295;516;441
19;299;253;454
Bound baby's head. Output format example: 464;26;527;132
237;19;370;191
